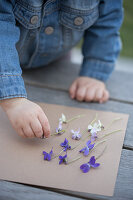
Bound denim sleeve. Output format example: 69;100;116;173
79;0;123;81
0;0;27;100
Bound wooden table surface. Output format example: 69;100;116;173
0;60;133;200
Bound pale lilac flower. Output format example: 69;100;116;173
71;128;81;140
79;140;95;156
88;120;104;141
80;156;100;173
55;121;65;135
91;131;98;142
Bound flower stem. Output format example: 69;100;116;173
65;114;85;123
104;118;122;131
50;130;65;136
76;114;98;140
88;139;107;154
99;129;122;140
95;145;107;160
67;156;82;165
90;113;98;125
94;139;107;149
52;149;64;159
67;140;107;165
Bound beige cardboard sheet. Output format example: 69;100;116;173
0;103;128;196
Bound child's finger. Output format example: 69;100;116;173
23;125;35;138
75;86;87;101
85;87;96;102
94;88;103;102
30;118;43;138
101;90;109;103
69;81;77;99
38;112;50;138
17;128;27;138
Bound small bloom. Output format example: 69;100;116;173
88;120;104;141
91;131;98;142
60;138;71;151
80;156;100;173
55;121;65;135
59;113;66;123
59;154;68;165
79;140;95;156
43;147;53;161
71;128;81;140
98;120;104;130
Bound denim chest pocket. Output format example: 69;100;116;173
13;1;42;29
59;0;99;31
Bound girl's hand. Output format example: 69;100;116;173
1;98;50;138
69;77;109;103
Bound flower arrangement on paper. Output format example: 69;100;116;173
42;113;122;173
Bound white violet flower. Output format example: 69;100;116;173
59;113;66;123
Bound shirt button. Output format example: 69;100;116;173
74;17;84;26
30;15;39;25
44;26;54;35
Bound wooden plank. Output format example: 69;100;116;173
23;60;133;103
25;85;133;149
0;149;132;200
0;181;85;200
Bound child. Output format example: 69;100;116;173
0;0;123;138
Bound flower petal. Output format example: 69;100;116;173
43;151;48;160
71;129;75;134
59;155;63;159
60;142;64;147
86;140;91;146
84;148;89;156
89;156;95;165
59;159;63;165
63;147;67;151
72;135;76;140
88;143;95;150
58;122;62;130
47;154;51;161
79;147;86;153
80;163;90;173
91;163;100;168
63;154;67;159
62;113;66;122
91;136;96;142
43;151;47;155
88;125;93;131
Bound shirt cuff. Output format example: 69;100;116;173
79;58;115;82
0;75;27;100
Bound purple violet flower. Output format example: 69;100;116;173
60;138;71;151
59;154;68;165
71;128;81;140
80;156;100;173
55;122;65;135
43;147;53;161
79;140;95;156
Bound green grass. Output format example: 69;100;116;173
76;1;133;58
120;0;133;58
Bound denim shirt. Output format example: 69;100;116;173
0;0;123;100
